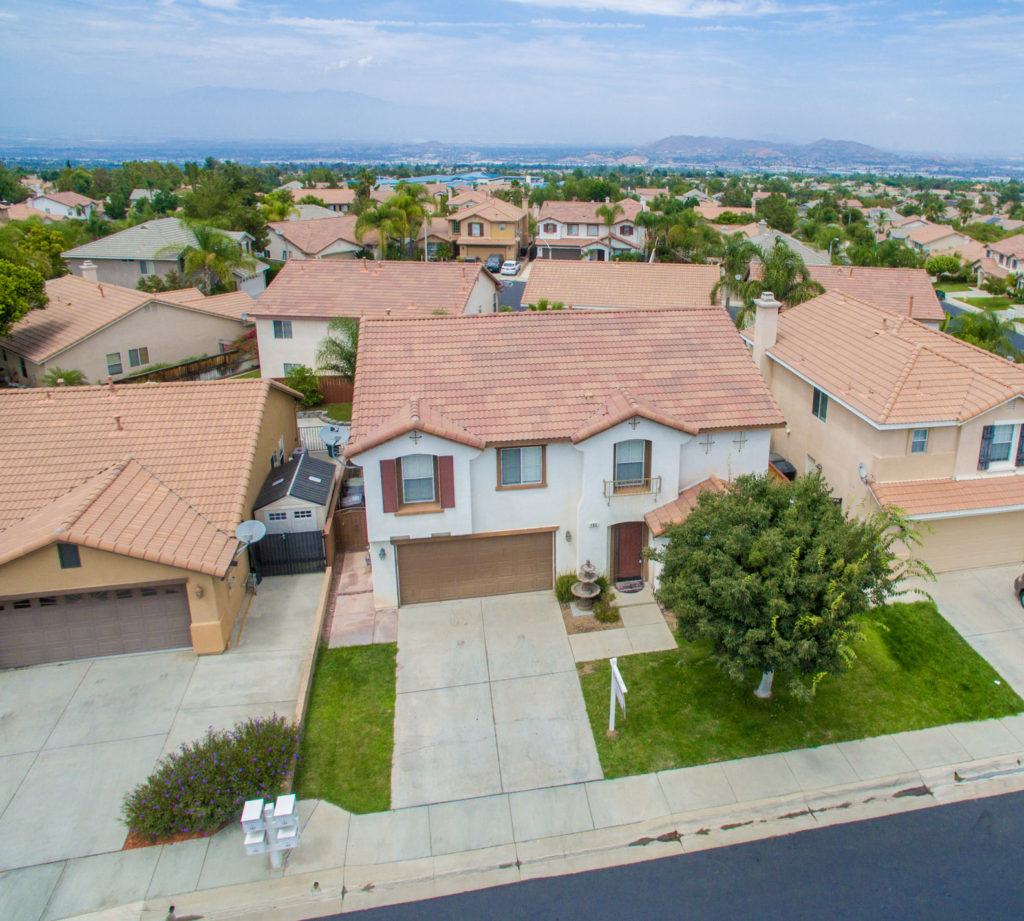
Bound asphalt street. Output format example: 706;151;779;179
329;790;1024;921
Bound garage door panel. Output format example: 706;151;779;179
397;531;553;605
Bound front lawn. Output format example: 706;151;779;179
963;296;1014;309
578;601;1022;778
294;643;396;813
321;401;352;422
932;282;971;293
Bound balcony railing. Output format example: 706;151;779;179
603;475;662;500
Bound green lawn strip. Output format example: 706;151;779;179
933;282;971;292
962;296;1014;309
321;402;352;421
578;601;1023;779
294;643;396;813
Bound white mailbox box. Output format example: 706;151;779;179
240;794;301;868
241;798;265;834
271;794;297;827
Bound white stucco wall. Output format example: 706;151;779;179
255;318;329;376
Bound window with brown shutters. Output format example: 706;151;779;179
383;455;456;514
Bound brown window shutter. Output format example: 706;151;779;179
380;459;398;512
644;440;652;478
438;456;456;508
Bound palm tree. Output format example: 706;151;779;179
355;202;403;259
635;211;671;262
42;366;87;386
316;317;359;381
595;201;624;262
943;308;1022;361
734;241;825;328
710;233;760;305
167;220;255;295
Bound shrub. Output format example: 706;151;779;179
283;364;323;407
555;573;576;605
121;716;300;840
593;599;621;624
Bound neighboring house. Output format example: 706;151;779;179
984;236;1024;280
249;260;501;377
264;216;374;262
887;215;931;240
448;199;530;262
288;187;356;212
62;217;268;296
344;309;784;608
0;203;62;224
745;289;1024;572
804;265;945;326
745;222;831;266
129;188;156;205
30;191;101;219
904;223;971;254
291;203;338;220
446;189;491;210
535;199;646;261
0;274;252;386
634;187;669;205
0;379;302;668
252;453;339;535
696;202;755;222
521;260;718;310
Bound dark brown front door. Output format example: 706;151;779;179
614;522;645;581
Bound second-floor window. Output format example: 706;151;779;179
587;224;599;235
128;347;149;368
978;423;1024;470
910;429;929;454
380;454;456;512
543;222;556;233
273;320;292;339
614;439;650;489
400;454;436;504
498;446;545;488
468;222;483;237
106;352;123;376
812;387;828;422
619;224;634;236
567;223;579;235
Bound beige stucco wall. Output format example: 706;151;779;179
920;511;1024;572
67;257;180;289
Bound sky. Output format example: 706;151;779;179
1;0;1023;155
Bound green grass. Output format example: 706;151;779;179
321;401;352;421
230;369;261;378
933;282;971;293
578;601;1023;778
294;644;396;813
963;296;1014;309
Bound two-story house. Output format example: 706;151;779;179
249;260;501;378
447;199;529;263
344;309;784;608
745;289;1024;572
979;236;1024;290
535;199;645;261
30;191;102;219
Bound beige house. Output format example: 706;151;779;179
0;274;252;386
746;290;1024;572
448;199;529;262
0;379;302;667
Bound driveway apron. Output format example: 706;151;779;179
392;591;603;809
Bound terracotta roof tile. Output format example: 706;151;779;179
990;235;1024;259
537;199;643;223
804;265;945;322
451;199;526;222
522;261;718;310
645;475;729;536
288;187;356;206
347;310;784;455
870;475;1024;517
157;287;254;321
249;259;493;320
267;215;368;254
760;291;1024;424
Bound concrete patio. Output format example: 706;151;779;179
569;584;677;662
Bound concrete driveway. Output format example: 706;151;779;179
922;563;1024;696
0;572;324;873
392;591;603;809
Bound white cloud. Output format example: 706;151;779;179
508;0;831;17
357;55;373;68
0;11;18;19
195;0;241;9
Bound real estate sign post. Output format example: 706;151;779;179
609;656;627;733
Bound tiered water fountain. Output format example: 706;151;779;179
571;559;601;614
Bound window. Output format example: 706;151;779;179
567;223;579;236
978;423;1017;469
400;454;436;503
587;224;599;235
273;320;293;339
268;512;288;521
469;222;483;237
106;352;123;376
451;220;460;234
812;387;828;422
138;260;151;275
498;446;545;488
57;543;80;569
283;363;301;374
543;222;556;233
620;224;634;236
499;223;506;231
293;509;313;519
19;357;27;378
128;347;149;367
614;439;648;486
910;429;929;454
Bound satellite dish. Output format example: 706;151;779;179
235;520;267;545
319;426;350;447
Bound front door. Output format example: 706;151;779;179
614;522;645;581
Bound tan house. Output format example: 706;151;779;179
746;290;1024;572
521;260;718;310
0;379;302;667
535;199;645;261
448;199;529;262
0;274;252;386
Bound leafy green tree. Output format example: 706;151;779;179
137;270;189;293
56;167;93;195
355;202;404;259
171;221;255;295
943;307;1021;360
282;364;323;407
260;189;299;223
0;162;28;204
0;259;47;337
315;317;359;382
734;241;825;326
297;194;327;208
654;472;930;700
42;367;87;386
635;211;672;261
755;193;797;233
718;177;751;208
20;223;67;278
924;254;961;278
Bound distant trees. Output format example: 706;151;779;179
0;260;47;338
0;162;28;204
260;189;299;223
718;177;751;208
755;193;797;233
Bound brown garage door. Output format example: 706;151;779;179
397;531;554;605
0;584;192;669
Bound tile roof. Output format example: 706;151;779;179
804;265;945;322
990;235;1024;259
35;191;99;208
521;260;719;309
758;290;1024;425
869;475;1024;518
289;187;356;206
0;276;248;362
645;475;729;536
268;216;368;254
451;199;526;223
62;217;252;262
0;380;299;574
347;309;784;455
905;223;965;246
697;202;755;220
2;203;63;222
537;199;643;223
249;259;493;320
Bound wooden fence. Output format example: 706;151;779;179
333;508;368;554
274;375;353;404
118;350;247;384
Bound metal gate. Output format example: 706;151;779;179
252;530;327;577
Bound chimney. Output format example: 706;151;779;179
752;291;781;373
757;220;767;234
80;260;99;283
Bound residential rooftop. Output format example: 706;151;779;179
267;215;371;255
804;265;945;323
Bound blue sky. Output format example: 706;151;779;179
1;0;1022;154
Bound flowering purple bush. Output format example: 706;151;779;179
121;716;300;839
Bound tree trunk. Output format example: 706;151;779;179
754;670;774;699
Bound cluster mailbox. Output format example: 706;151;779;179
240;794;301;868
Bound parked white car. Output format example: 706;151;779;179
500;260;521;276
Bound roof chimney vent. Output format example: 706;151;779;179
114;415;123;431
80;260;99;283
751;291;782;374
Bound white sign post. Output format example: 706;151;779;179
609;656;627;733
